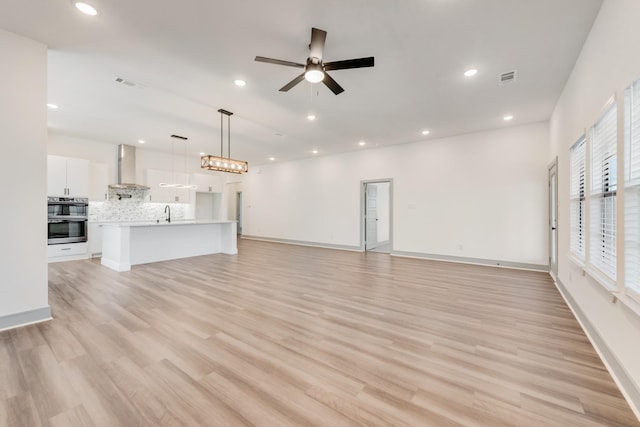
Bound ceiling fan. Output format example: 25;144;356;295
255;27;374;95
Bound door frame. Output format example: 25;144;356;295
236;191;243;235
548;157;558;278
360;178;393;252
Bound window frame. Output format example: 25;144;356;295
585;101;618;290
569;136;587;265
624;80;640;301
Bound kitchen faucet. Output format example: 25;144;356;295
164;205;171;223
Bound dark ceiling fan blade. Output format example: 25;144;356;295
255;56;305;68
279;73;306;92
322;72;344;95
309;28;327;61
324;57;375;71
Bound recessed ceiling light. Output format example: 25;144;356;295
503;115;514;121
234;79;246;87
421;130;430;135
47;103;59;109
307;114;316;121
199;152;205;156
359;141;366;146
464;69;478;77
74;2;98;16
312;150;318;154
269;157;275;161
138;139;145;144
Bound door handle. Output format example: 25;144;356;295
552;227;556;230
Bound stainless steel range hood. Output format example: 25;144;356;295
108;144;150;190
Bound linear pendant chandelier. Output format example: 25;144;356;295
201;109;248;174
160;134;197;189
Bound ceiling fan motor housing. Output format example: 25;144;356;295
255;27;374;95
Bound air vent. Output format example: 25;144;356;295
115;77;137;87
499;70;517;85
171;134;188;140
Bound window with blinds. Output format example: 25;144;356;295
589;102;617;286
624;80;640;298
570;137;586;262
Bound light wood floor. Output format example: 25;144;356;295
1;239;638;427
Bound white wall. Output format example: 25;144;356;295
0;30;49;327
550;0;640;411
242;121;549;266
195;192;222;220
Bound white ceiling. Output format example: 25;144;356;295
1;0;602;165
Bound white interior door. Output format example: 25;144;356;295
365;184;378;250
549;161;558;276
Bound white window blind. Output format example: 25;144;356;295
589;103;618;284
625;80;640;298
569;137;586;261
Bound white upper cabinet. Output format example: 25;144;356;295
89;162;109;201
47;156;67;196
47;155;89;197
192;172;223;193
145;169;191;202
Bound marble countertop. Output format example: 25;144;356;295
96;219;235;227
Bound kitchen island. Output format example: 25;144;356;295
100;220;237;272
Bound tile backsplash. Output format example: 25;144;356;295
89;200;188;222
107;187;147;201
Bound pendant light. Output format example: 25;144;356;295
201;109;248;174
160;134;197;189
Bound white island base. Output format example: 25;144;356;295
100;221;237;272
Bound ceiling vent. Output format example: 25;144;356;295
499;70;517;85
115;77;137;87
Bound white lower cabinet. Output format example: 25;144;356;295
88;223;102;257
47;242;88;262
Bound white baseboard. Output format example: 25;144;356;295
391;250;548;272
0;306;52;331
240;235;362;252
554;277;640;421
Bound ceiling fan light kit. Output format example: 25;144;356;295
201;109;249;174
304;61;324;83
255;27;374;95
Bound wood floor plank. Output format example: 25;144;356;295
143;359;253;427
18;344;83;423
58;354;144;427
49;405;95;427
0;393;42;427
0;239;638;426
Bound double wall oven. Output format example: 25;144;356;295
47;197;88;244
